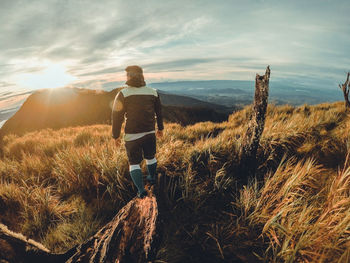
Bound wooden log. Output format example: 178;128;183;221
65;192;158;263
339;72;350;111
239;66;271;178
0;190;159;263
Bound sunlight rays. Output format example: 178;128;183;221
15;62;76;91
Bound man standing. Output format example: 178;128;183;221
112;65;164;198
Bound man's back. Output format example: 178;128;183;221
112;85;163;140
121;86;159;134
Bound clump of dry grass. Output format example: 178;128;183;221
0;102;349;262
231;155;349;262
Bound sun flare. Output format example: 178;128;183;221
16;63;76;90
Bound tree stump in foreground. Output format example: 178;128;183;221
0;190;159;263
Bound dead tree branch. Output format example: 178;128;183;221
0;223;64;263
339;72;350;111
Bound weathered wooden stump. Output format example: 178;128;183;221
0;189;159;263
339;72;350;111
239;66;271;179
66;191;158;263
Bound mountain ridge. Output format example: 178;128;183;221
0;87;232;137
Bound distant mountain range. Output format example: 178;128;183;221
157;90;234;111
0;79;344;135
0;87;231;137
149;80;343;106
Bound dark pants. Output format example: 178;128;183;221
125;133;156;165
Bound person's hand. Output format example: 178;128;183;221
115;138;121;148
156;130;163;138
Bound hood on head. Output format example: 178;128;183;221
125;65;146;87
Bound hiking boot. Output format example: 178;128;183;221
146;161;157;185
146;175;156;185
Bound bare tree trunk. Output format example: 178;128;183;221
339;72;350;111
239;66;271;178
0;191;159;263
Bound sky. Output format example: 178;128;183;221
0;0;349;94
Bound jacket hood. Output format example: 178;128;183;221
125;77;146;87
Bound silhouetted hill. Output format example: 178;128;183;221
0;87;231;137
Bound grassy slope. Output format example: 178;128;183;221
0;101;349;262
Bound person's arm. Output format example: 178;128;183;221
112;91;126;139
155;91;164;131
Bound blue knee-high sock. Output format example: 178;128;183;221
130;169;145;194
146;162;157;182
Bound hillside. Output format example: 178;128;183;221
0;101;349;262
0;87;231;137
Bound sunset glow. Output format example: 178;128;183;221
16;63;76;90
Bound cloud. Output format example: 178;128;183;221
0;0;349;95
79;58;217;77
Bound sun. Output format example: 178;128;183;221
16;63;76;90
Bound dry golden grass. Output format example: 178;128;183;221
233;156;349;262
0;101;349;262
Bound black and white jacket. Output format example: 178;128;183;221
112;86;164;140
